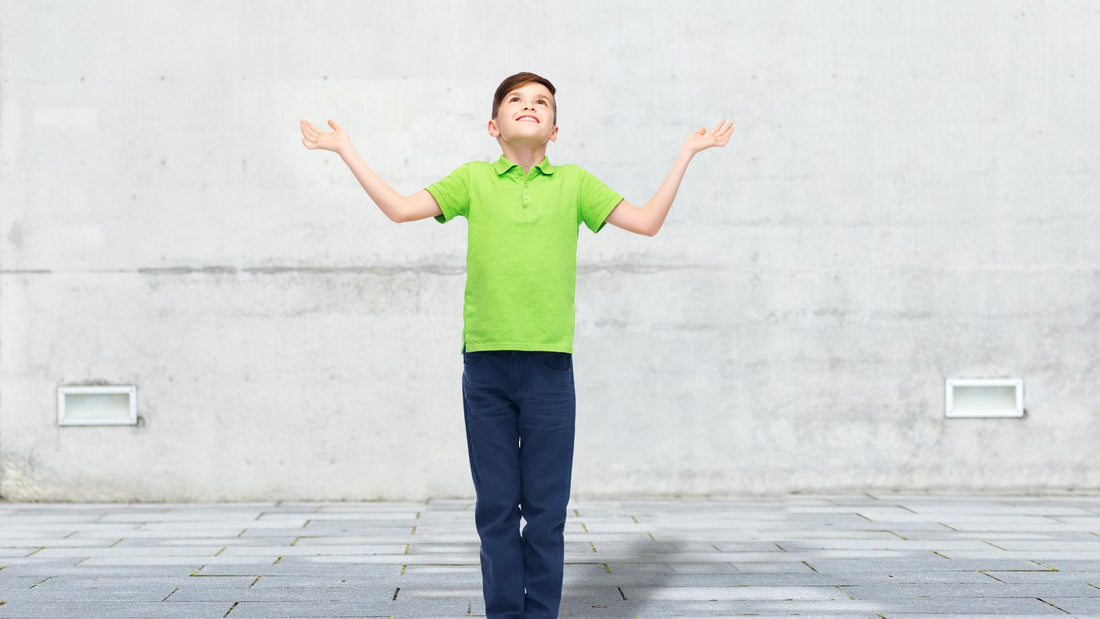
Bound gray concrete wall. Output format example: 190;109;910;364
2;0;1098;501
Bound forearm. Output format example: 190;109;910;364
639;148;695;235
338;144;414;222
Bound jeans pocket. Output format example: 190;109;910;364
463;352;484;368
538;352;572;372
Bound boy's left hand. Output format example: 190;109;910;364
682;120;734;155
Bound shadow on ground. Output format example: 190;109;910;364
564;537;690;616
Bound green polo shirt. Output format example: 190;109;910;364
427;155;623;353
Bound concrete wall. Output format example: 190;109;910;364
2;0;1098;501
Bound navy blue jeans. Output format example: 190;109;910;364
462;350;576;619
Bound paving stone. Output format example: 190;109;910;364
829;570;1023;585
32;545;224;558
165;584;396;603
0;584;174;602
802;557;1059;574
30;575;259;589
1032;559;1100;572
0;563;201;578
244;569;402;588
619;584;851;601
281;510;420;522
0;601;235;617
219;544;408;556
401;564;480;576
872;596;1073;613
666;562;740;574
189;562;409;576
607;572;842;587
210;600;397;617
587;597;884;614
989;570;1100;583
844;581;1100;599
1037;597;1100;613
291;530;422;544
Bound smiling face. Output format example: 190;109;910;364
488;81;558;146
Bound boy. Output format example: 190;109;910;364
300;72;732;618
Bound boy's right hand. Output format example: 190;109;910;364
300;119;351;155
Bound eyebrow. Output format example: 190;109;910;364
506;90;553;101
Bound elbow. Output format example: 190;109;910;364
628;223;659;237
638;209;661;237
639;220;660;237
385;209;410;224
378;196;415;223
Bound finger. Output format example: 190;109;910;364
301;137;314;150
712;120;725;134
301;122;319;140
712;122;730;142
328;119;340;131
721;120;735;136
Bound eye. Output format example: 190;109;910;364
538;100;547;105
509;96;520;102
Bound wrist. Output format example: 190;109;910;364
336;142;357;160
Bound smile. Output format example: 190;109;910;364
516;115;539;123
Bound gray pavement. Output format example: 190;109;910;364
1;494;1099;617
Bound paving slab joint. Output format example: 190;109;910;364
1036;597;1071;614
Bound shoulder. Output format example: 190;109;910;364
554;163;608;187
434;161;487;185
462;160;496;177
442;160;491;173
555;163;604;179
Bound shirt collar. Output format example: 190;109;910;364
492;155;556;176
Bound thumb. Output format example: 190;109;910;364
328;119;340;131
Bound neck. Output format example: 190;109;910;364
498;141;548;174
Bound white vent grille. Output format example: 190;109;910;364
945;378;1024;418
58;385;137;426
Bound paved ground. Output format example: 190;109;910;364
1;494;1099;617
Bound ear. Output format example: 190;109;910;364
547;125;559;143
487;119;501;138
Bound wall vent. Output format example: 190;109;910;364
945;378;1023;418
58;385;137;426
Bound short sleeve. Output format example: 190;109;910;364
426;163;471;223
577;167;624;234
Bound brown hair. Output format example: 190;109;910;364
492;72;557;125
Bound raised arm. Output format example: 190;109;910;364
604;120;734;237
300;119;442;223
